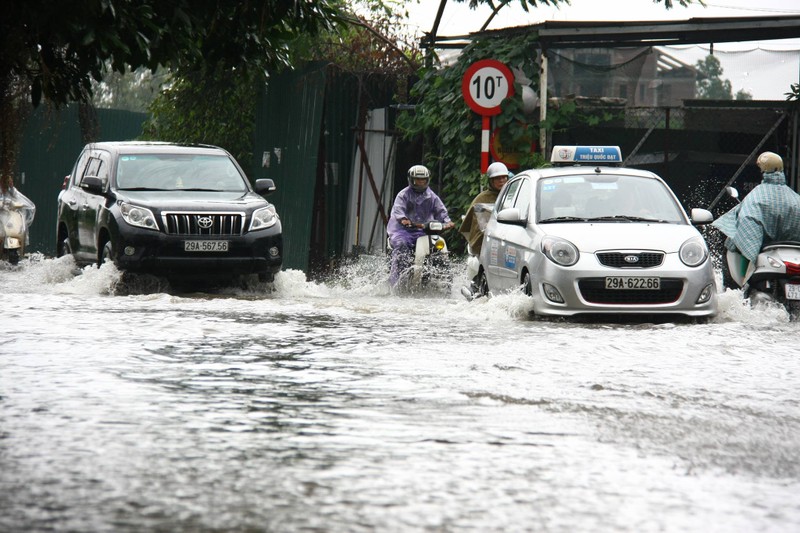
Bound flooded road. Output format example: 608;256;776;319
1;255;799;532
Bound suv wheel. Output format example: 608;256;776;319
100;240;114;265
57;235;72;258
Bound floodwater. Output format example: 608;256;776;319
1;254;799;532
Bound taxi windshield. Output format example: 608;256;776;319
536;174;685;223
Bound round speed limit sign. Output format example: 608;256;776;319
462;59;515;116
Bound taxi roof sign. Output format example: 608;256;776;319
551;146;622;165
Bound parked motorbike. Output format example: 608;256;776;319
719;186;800;316
0;188;35;266
389;221;453;294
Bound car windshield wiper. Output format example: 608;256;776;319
118;187;169;191
538;216;589;223
585;215;671;223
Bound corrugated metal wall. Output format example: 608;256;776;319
253;63;326;273
17;106;146;255
253;63;396;275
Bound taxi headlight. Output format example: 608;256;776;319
250;205;278;231
120;202;158;230
679;236;708;267
542;236;579;266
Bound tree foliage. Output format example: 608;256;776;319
695;55;733;100
397;33;546;231
399;0;705;240
141;67;259;168
0;0;344;191
143;1;423;173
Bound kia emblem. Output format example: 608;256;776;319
624;255;639;263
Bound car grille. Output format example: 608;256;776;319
578;278;683;304
162;212;245;236
596;251;664;268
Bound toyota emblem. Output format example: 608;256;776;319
624;255;640;263
197;216;214;229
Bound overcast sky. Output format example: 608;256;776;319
404;0;800;99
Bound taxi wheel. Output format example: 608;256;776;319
522;271;533;297
477;271;489;297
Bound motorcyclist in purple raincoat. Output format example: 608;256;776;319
388;165;454;287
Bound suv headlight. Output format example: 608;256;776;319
679;236;708;267
250;205;278;231
120;202;158;230
542;236;579;266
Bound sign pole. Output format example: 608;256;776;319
481;116;490;173
462;59;515;174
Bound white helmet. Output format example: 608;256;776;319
486;161;509;191
756;151;783;173
486;161;509;179
408;164;431;192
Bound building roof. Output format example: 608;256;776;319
425;15;800;50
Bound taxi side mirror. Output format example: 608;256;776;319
497;208;527;226
690;208;713;225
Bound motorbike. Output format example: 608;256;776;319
460;202;494;301
719;186;800;316
389;221;453;294
0;188;35;266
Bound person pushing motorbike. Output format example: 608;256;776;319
460;162;510;257
459;161;510;298
387;165;454;288
713;151;800;264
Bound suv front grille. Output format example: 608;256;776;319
163;212;245;236
596;251;664;268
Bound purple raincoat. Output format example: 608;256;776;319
387;186;451;285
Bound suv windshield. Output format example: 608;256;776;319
537;174;684;223
115;154;248;192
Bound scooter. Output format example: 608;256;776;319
389;221;452;294
0;188;35;266
719;186;800;316
460;202;494;301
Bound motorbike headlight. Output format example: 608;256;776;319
120;202;158;230
250;205;278;231
542;236;579;266
679;236;708;267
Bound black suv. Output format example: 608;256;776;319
56;142;282;282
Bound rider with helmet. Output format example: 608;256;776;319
387;164;454;287
713;151;800;263
458;162;510;298
459;161;510;257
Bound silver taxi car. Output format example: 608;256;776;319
477;146;718;319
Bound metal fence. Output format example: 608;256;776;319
550;103;798;215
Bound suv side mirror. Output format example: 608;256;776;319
81;176;105;195
255;178;276;196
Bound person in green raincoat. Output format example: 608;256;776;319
459;162;510;298
712;151;800;271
